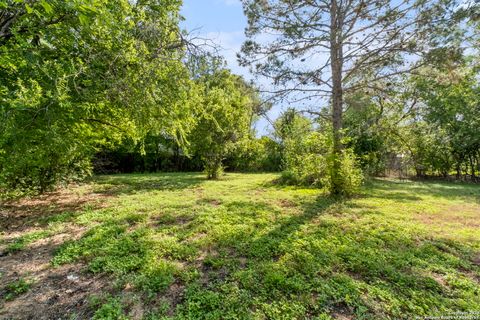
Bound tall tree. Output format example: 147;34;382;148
0;0;194;192
240;0;461;194
190;69;260;179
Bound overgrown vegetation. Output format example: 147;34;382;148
1;1;477;196
0;0;479;316
2;173;479;318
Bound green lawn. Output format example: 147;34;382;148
1;173;479;319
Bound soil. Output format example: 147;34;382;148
0;186;112;320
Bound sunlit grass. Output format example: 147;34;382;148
4;173;480;319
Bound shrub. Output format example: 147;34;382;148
281;130;363;195
281;131;330;187
203;155;225;179
326;149;364;196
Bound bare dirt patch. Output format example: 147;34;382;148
278;199;296;208
0;228;111;319
331;302;354;320
196;198;222;207
0;185;114;319
0;185;111;233
472;253;480;266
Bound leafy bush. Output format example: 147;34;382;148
0;120;94;194
226;136;282;172
327;149;364;197
281;131;329;187
190;70;259;180
281;129;362;195
91;297;128;320
203;155;225;180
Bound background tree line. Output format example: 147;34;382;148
1;0;479;197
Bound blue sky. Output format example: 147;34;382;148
180;0;276;135
181;0;246;34
180;0;246;75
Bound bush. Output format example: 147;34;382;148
281;131;329;187
203;155;224;179
226;136;282;172
0;141;92;194
280;130;363;195
327;149;364;196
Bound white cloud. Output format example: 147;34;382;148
216;0;241;6
203;31;248;77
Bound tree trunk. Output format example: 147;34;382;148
330;0;344;195
469;155;475;181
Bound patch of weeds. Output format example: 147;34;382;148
258;299;307;319
203;255;226;269
53;224;181;297
38;210;78;225
143;300;171;319
4;278;33;301
90;295;128;320
6;230;51;253
177;283;251;319
52;224;149;273
133;258;178;297
151;235;198;261
178;265;201;283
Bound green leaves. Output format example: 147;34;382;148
39;0;53;14
189;69;259;179
0;0;190;193
24;3;32;13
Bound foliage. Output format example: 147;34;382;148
0;0;194;192
226;136;282;172
91;296;128;320
281;131;329;187
330;149;364;196
275;109;362;195
190;69;260;179
410;64;480;179
92;134;204;174
239;0;461;195
4;278;33;301
6;230;51;253
343;92;395;176
339;55;480;182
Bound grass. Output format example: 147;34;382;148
4;278;33;301
6;230;54;253
2;173;480;319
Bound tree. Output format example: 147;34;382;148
412;63;480;180
0;0;194;192
273;108;312;146
240;0;461;195
190;69;260;179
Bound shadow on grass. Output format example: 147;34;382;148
91;172;205;196
365;178;480;203
15;174;480;319
0;173;206;233
0;194;100;233
184;183;480;318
